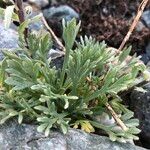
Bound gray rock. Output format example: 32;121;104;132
0;120;146;150
48;48;64;59
136;21;146;32
142;10;150;28
28;0;49;8
0;20;18;60
43;5;79;22
146;42;150;57
43;5;79;37
26;11;44;31
140;53;150;64
130;85;150;147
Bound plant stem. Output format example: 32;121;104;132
105;102;128;131
15;0;25;23
15;0;28;45
60;47;70;87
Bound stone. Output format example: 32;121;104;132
0;120;146;150
140;53;150;64
141;10;150;28
48;48;64;59
43;5;79;36
23;2;44;31
0;20;18;60
130;84;150;148
27;11;44;31
136;21;146;32
43;5;79;22
28;0;49;9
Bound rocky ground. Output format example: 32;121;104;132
0;0;150;149
0;120;146;150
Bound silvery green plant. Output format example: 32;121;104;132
0;2;149;142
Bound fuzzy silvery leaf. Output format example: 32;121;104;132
4;5;15;29
63;18;81;50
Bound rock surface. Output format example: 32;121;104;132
43;5;79;36
28;0;49;8
26;11;44;31
0;20;18;60
146;42;150;57
142;10;150;28
140;53;150;64
130;84;150;148
43;5;79;22
0;120;146;150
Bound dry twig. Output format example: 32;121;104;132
42;15;66;53
105;103;128;131
118;0;149;51
86;77;128;131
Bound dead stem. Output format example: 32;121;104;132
42;15;66;53
105;102;128;131
118;0;149;51
86;77;128;131
15;0;28;46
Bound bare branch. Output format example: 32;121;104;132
118;0;149;51
42;15;66;52
105;102;128;131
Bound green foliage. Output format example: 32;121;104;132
0;15;148;142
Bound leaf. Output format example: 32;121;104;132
134;87;147;93
81;121;95;133
109;133;117;141
18;113;23;124
45;126;50;137
4;5;15;29
119;46;131;62
121;111;134;121
0;115;11;124
37;117;49;122
29;13;42;24
125;119;139;127
34;105;48;111
9;111;18;116
0;7;18;21
60;123;68;134
143;70;150;81
37;123;47;133
128;127;141;134
2;50;20;60
5;76;34;90
19;20;30;35
0;58;7;86
63;18;81;50
64;98;69;109
19;14;42;35
3;0;15;4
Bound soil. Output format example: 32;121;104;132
59;0;150;55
